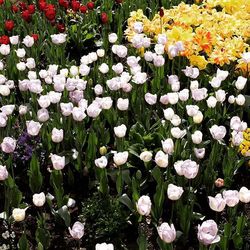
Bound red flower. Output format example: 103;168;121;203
19;2;27;10
115;0;123;3
45;8;56;20
87;1;94;10
71;1;80;11
79;5;87;13
38;1;47;11
31;34;39;41
57;23;65;33
0;0;4;5
46;3;55;9
0;36;10;45
11;5;19;12
100;12;108;24
21;10;32;22
4;20;15;32
27;4;36;14
58;0;69;9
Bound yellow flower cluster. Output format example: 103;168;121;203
239;129;250;157
125;2;250;70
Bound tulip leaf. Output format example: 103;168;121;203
137;230;148;250
18;233;29;250
57;206;71;228
28;154;43;193
36;228;50;249
118;194;134;212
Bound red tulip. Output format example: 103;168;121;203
27;4;36;14
58;0;69;9
45;8;56;20
19;2;27;10
11;5;19;12
0;36;10;45
38;1;47;11
57;23;65;33
0;0;4;5
4;20;15;32
31;34;39;42
71;1;80;11
87;1;94;10
21;10;32;22
79;5;87;13
100;12;108;24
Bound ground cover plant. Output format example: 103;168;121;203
0;0;250;249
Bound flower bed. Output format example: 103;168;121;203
0;0;249;249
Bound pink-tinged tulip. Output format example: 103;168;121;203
198;220;220;245
167;184;184;201
0;165;8;180
26;121;42;136
1;137;16;153
208;194;226;212
209;125;226;141
50;154;65;170
68;221;84;239
157;222;176;243
136;195;151;216
222;190;239;207
51;128;63;143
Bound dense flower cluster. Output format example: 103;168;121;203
0;0;249;249
125;2;250;69
239;128;250;157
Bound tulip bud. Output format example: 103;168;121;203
222;190;239;207
136;195;151;216
0;165;8;181
95;243;114;250
113;151;128;166
114;124;127;138
239;187;250;203
191;131;203;144
214;178;224;188
157;223;176;243
50;154;65;170
139;151;153;162
68;222;85;239
12;208;27;222
32;192;46;207
95;156;108;168
1;137;16;153
51;128;63;143
99;146;107;155
155;150;168;168
167;184;184;200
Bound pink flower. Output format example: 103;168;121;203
69;221;84;239
198;220;220;245
1;137;16;153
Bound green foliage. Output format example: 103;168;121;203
80;193;129;246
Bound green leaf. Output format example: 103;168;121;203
28;154;43;193
137;230;148;250
118;194;134;212
37;243;44;250
18;233;29;250
50;170;64;208
36;228;50;249
57;206;71;227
